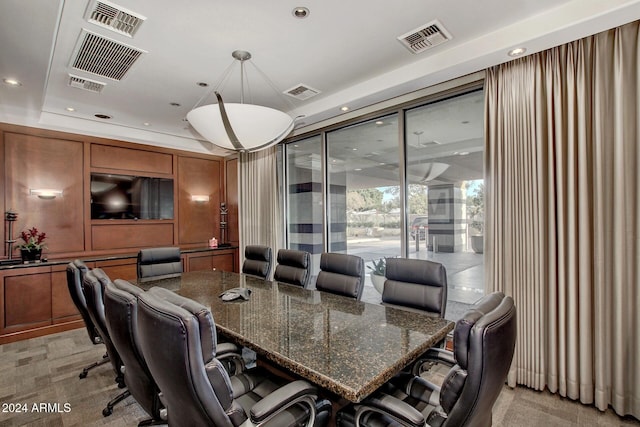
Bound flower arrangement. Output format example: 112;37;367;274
18;227;47;251
367;258;386;276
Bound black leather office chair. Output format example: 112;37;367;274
242;245;272;280
382;258;447;318
137;286;245;374
83;268;130;417
66;260;110;379
137;286;332;427
315;252;365;300
104;279;166;426
137;247;182;282
336;292;516;427
273;249;312;288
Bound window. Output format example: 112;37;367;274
326;114;401;274
405;90;485;304
284;86;485;306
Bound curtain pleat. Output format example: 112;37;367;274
238;147;284;275
485;21;640;418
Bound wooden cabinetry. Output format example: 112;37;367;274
0;247;237;344
183;248;237;273
95;258;138;281
0;265;82;344
1;123;238;261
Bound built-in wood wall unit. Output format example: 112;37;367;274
0;122;238;260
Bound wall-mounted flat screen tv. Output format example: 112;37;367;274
90;173;174;220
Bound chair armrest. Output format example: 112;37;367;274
217;341;242;355
412;347;456;376
216;342;245;374
424;348;455;365
250;380;317;423
354;393;425;427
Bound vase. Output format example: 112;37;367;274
20;248;42;263
370;273;386;295
470;235;484;254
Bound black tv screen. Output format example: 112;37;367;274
90;173;174;220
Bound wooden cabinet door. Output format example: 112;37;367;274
3;271;52;332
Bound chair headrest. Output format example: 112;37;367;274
385;258;446;287
454;292;507;368
320;253;363;277
277;249;310;268
148;287;218;363
138;247;181;264
73;259;88;273
112;278;144;297
245;245;272;262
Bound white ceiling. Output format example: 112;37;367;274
1;0;639;156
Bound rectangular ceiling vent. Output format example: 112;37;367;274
284;84;321;101
397;20;452;54
69;29;147;81
68;74;106;93
85;0;146;38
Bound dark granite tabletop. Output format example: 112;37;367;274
137;270;454;403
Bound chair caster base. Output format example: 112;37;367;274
102;389;130;417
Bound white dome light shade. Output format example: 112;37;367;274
187;101;295;152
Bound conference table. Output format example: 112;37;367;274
135;270;454;403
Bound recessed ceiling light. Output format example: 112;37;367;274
376;121;384;125
354;168;362;171
94;113;112;120
459;151;469;156
379;162;385;165
508;47;526;57
341;106;349;112
170;102;181;107
143;122;151;126
3;78;22;86
197;82;209;87
66;107;75;112
292;7;310;18
352;148;357;151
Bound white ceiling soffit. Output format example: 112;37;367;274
69;29;147;81
84;0;146;38
284;84;321;101
68;74;106;93
397;20;452;54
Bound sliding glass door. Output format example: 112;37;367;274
283;87;485;305
405;90;485;303
326;114;401;275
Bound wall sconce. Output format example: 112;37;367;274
191;195;210;202
30;189;63;199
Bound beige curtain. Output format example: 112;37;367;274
238;146;284;276
485;21;640;417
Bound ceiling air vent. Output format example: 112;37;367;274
68;74;106;93
397;20;452;54
284;84;321;101
69;29;146;81
85;0;146;38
